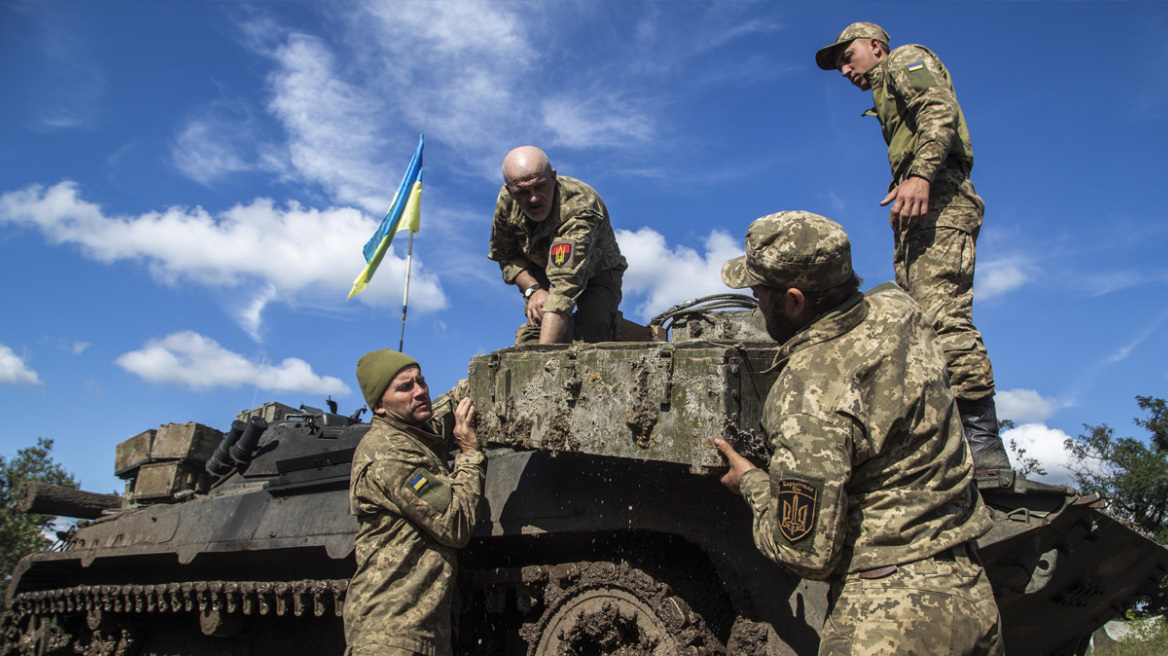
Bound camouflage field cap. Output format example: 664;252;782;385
721;211;853;292
815;22;890;70
356;349;419;410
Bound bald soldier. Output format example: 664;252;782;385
345;349;486;656
488;146;627;345
715;212;1002;655
815;23;1010;473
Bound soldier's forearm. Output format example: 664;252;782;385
539;312;570;344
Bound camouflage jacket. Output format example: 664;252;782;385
863;44;974;188
344;415;486;656
739;285;990;581
488;175;627;316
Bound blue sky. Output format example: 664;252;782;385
2;1;1166;494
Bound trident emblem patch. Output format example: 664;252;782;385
550;242;572;267
775;478;819;544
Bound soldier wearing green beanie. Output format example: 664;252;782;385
816;21;1011;475
344;349;486;656
716;212;1003;655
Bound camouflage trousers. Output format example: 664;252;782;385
515;268;623;345
819;543;1003;656
893;168;995;401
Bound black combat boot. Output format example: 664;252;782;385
956;396;1012;474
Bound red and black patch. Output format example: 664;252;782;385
550;241;573;268
774;477;821;549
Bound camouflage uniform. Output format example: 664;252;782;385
344;415;486;656
722;213;1003;655
488;175;628;344
861;44;995;401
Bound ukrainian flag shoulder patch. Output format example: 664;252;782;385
410;471;429;493
907;62;925;72
405;466;453;513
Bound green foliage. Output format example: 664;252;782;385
0;438;78;580
1065;397;1168;617
1064;397;1168;542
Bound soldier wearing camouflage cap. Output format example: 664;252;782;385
717;212;1003;655
345;349;486;656
488;146;628;345
816;22;1012;474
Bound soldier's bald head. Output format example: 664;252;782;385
502;146;558;222
502;146;553;185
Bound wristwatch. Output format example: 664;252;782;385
523;284;542;300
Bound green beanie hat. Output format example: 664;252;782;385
356;349;419;410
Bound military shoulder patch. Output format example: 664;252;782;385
902;58;940;91
550;240;574;268
405;466;453;514
773;476;823;551
409;470;429;493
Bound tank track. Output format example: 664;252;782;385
8;578;349;621
7;563;720;655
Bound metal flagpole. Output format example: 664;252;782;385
398;230;415;352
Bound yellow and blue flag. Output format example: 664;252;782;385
347;134;424;299
410;472;428;492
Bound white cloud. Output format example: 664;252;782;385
218;2;677;208
225;3;543;209
1105;309;1168;364
997;388;1058;423
976;258;1031;301
171;104;258;185
115;331;349;395
619;228;745;320
0;344;43;387
541;96;656;148
1082;270;1146;297
166;3;786;220
824;191;846;214
72;341;90;355
263;33;390;214
0;181;447;335
1003;422;1076;487
237;284;279;343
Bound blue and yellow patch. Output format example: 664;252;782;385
907;62;925;72
409;472;429;492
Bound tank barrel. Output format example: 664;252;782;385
229;416;269;471
16;481;121;519
206;420;247;476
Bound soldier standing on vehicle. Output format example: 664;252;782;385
488;146;628;345
716;212;1003;655
345;349;486;656
815;22;1010;473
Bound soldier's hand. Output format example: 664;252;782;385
453;398;481;453
525;289;550;326
715;438;757;496
881;176;930;232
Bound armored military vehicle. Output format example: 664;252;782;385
5;296;1166;656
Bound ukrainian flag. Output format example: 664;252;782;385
347;135;424;299
410;472;428;492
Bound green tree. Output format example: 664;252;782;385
1065;397;1168;542
0;438;78;580
1065;397;1168;618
